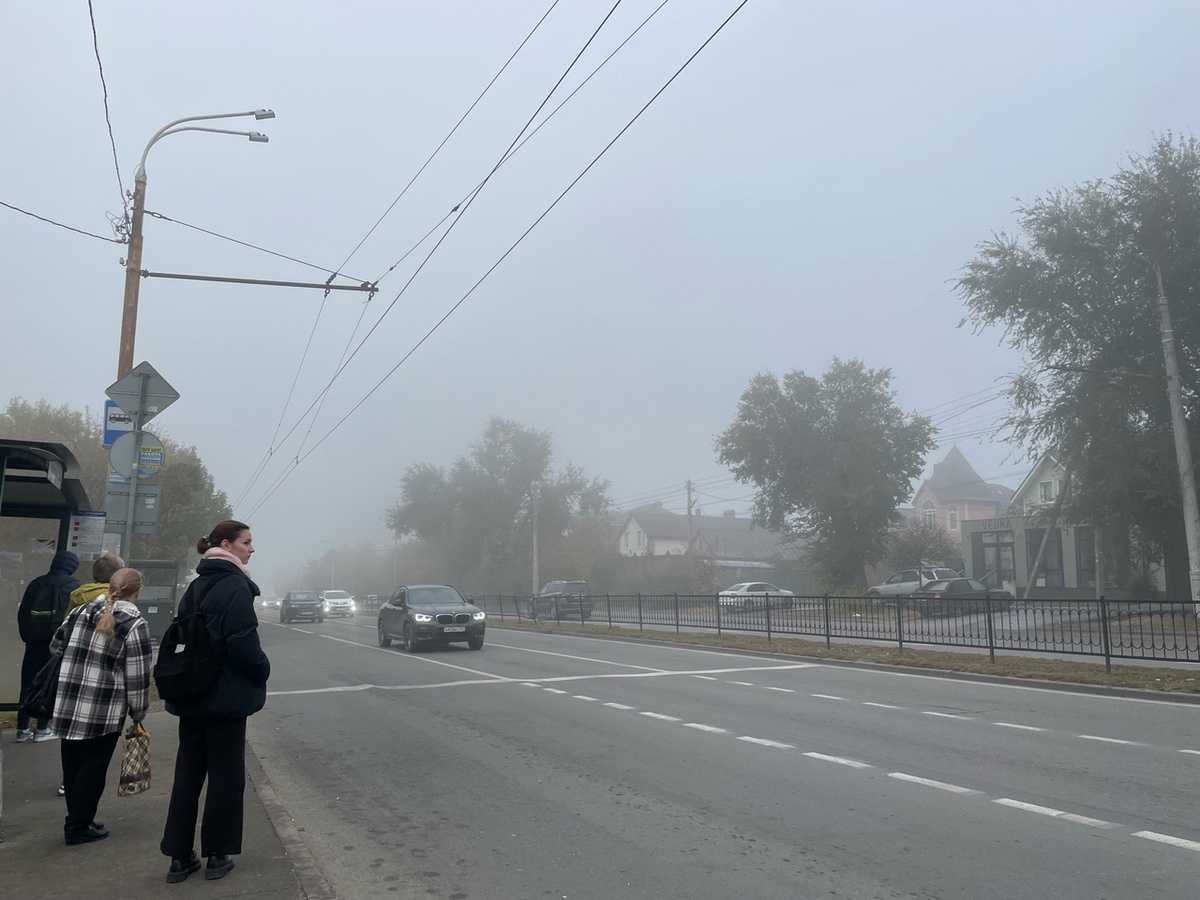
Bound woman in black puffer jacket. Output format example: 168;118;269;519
160;519;270;884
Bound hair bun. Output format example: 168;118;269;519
196;536;212;554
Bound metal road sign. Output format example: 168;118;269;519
105;361;179;425
103;400;134;447
109;431;166;479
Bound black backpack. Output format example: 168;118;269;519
24;577;75;643
153;575;229;703
25;605;86;721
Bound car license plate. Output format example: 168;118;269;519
443;626;466;633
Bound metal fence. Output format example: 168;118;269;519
469;593;1200;668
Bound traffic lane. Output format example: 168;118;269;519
487;626;1200;745
563;668;1200;839
301;660;1195;900
251;670;921;899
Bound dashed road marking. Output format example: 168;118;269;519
737;736;794;750
640;712;681;722
862;701;903;709
1133;830;1200;853
811;693;846;701
1180;749;1200;756
543;688;568;695
603;702;635;710
729;681;756;687
573;695;599;702
803;751;872;769
486;641;665;672
521;682;541;688
888;772;981;795
992;799;1119;829
993;722;1044;732
293;628;313;635
316;633;505;679
923;711;974;721
692;675;718;681
682;723;729;734
763;686;795;693
1078;734;1141;746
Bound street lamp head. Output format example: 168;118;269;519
248;131;269;143
253;109;276;120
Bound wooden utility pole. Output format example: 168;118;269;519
531;484;540;597
117;172;147;378
686;479;695;554
1153;263;1200;611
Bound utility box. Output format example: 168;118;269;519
130;559;181;641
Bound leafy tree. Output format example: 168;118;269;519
716;359;934;588
958;134;1200;596
886;519;957;571
0;398;231;563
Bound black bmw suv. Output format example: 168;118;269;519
281;590;324;623
377;585;485;652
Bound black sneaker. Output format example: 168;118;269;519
166;852;202;883
205;855;235;880
65;823;110;845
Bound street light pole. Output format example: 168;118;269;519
116;109;275;378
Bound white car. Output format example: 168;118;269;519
867;567;959;598
320;589;357;618
718;582;795;609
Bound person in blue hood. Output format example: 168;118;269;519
15;550;79;742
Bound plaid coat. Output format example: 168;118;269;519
50;597;152;741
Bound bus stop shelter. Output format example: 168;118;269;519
0;440;94;710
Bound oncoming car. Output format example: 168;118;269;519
320;589;356;618
377;584;485;652
281;590;323;623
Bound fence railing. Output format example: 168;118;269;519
468;593;1200;668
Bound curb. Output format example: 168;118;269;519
490;624;1200;705
245;743;338;899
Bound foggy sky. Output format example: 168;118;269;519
4;1;1198;592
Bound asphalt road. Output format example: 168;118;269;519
250;610;1200;899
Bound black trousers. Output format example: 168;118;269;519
60;732;121;836
161;717;248;858
17;641;51;731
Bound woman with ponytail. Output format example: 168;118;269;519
50;567;152;846
161;520;270;884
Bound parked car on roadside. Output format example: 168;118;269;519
320;589;356;618
378;584;486;651
529;580;592;620
867;567;960;599
910;578;1014;616
718;582;795;609
281;590;324;623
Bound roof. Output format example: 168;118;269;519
919;447;1013;504
1011;453;1063;507
627;508;801;562
0;440;93;517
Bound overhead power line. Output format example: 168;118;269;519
246;0;753;516
1;199;125;243
374;0;673;285
242;1;626;512
86;0;128;234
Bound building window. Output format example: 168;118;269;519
923;502;935;527
948;509;958;532
1039;481;1054;503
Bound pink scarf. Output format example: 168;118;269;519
203;546;249;573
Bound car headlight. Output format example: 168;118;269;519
473;611;486;620
349;601;357;611
413;613;433;623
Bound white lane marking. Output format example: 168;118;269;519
682;723;729;734
603;702;635;710
640;712;681;722
293;628;313;635
269;678;509;697
573;695;599;702
729;681;756;687
738;736;795;750
491;626;1200;708
888;772;981;795
811;693;846;701
528;664;815;685
1180;749;1200;756
315;633;508;680
992;799;1119;829
763;686;795;693
543;688;568;695
693;675;718;681
992;721;1045;732
486;641;666;672
923;711;974;721
521;682;541;687
803;752;872;769
863;701;903;709
1077;734;1142;746
1133;831;1200;852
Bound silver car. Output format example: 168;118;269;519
867;567;959;598
718;582;795;609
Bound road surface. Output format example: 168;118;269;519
250;612;1200;899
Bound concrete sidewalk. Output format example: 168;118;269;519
0;709;317;899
